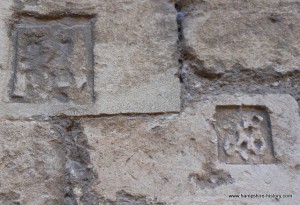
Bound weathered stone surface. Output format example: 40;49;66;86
10;17;94;104
0;1;299;205
50;120;99;205
215;106;275;164
82;94;300;204
0;120;64;205
181;0;300;73
0;0;180;117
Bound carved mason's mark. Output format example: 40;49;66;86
215;106;275;164
10;17;94;103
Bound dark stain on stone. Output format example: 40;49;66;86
188;163;234;189
51;120;99;205
269;13;284;23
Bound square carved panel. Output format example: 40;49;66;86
9;17;94;104
215;106;275;164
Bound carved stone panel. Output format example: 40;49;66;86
10;17;94;104
215;106;275;164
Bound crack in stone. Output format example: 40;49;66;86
51;119;99;205
173;1;300;114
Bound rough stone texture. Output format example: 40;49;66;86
0;0;300;205
10;17;94;104
51;120;99;205
0;0;180;117
215;106;275;164
0;121;64;205
83;94;300;205
180;0;300;73
175;0;300;113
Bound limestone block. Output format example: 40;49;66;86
0;120;64;205
182;0;300;72
82;94;300;204
0;0;180;118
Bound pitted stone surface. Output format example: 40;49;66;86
0;1;299;205
0;0;180;117
182;0;300;72
10;17;94;104
0;121;64;205
215;106;275;164
82;94;300;205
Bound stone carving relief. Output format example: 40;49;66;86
215;106;275;164
9;17;94;104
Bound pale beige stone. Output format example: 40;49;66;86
0;1;299;205
183;0;300;72
82;94;300;205
0;120;64;205
0;0;180;117
215;105;275;164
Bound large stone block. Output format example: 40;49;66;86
182;0;300;72
0;0;180;117
82;94;300;204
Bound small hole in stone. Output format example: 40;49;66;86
54;92;69;103
241;141;247;150
254;139;263;150
60;37;72;44
249;149;256;155
252;115;261;124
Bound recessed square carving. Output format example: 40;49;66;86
9;17;94;103
215;106;275;164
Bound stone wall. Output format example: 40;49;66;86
0;0;299;205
